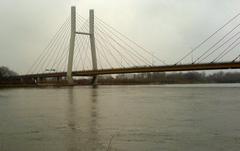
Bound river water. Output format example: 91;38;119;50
0;84;240;151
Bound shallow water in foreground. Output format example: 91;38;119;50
0;84;240;151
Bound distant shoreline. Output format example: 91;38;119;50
1;71;240;88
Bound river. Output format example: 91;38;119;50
0;84;240;151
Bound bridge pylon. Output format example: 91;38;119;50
67;6;76;84
89;9;98;86
66;6;98;85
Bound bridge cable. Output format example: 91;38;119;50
212;35;240;62
76;15;94;70
95;36;122;68
95;25;133;67
95;20;153;66
74;19;89;70
176;12;240;65
33;18;70;74
97;43;113;69
40;19;71;74
95;28;135;67
97;48;104;69
57;15;87;72
75;35;88;70
55;46;68;72
95;37;113;68
232;54;240;62
198;32;240;63
78;15;164;69
50;20;72;72
38;19;71;73
95;17;166;65
214;42;240;62
27;17;70;74
193;23;240;63
80;31;91;70
95;25;144;67
95;25;139;67
77;15;118;69
54;44;71;72
38;19;70;73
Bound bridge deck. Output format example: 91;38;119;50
19;62;240;79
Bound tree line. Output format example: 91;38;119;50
1;66;240;84
0;66;18;79
98;71;240;84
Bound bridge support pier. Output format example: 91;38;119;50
67;6;76;84
57;77;60;82
33;77;37;85
20;78;24;84
91;75;98;86
66;7;98;86
89;10;98;86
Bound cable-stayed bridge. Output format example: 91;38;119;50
6;6;240;85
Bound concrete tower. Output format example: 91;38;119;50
67;6;76;84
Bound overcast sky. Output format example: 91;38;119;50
0;0;240;73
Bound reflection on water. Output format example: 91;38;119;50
66;88;103;151
88;88;100;151
66;88;77;151
1;84;240;151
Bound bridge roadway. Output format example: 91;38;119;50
19;62;240;79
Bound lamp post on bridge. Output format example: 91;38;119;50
66;6;98;85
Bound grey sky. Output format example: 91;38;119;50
0;0;240;73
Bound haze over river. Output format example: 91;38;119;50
0;84;240;151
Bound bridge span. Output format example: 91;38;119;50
19;62;240;79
